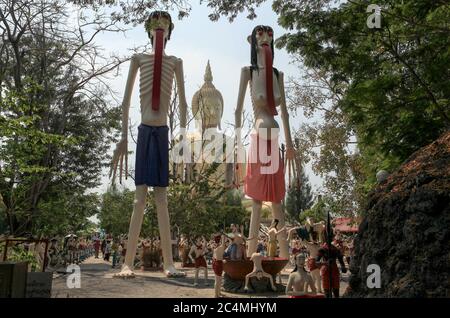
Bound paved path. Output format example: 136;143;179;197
51;257;348;298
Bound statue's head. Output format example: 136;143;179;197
295;253;306;266
248;25;275;69
145;11;174;47
213;234;221;244
195;236;203;245
292;253;307;273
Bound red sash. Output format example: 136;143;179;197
262;44;277;116
151;29;164;111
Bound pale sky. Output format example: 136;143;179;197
84;1;324;195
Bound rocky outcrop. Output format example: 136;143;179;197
346;132;450;297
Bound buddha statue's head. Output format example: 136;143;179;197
192;61;224;131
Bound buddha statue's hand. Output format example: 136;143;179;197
109;138;128;184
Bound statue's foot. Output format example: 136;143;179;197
271;285;277;292
113;264;135;278
164;265;186;278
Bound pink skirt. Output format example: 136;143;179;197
244;132;285;203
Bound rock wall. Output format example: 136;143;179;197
346;132;450;297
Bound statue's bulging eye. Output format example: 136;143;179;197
268;31;273;37
258;30;264;36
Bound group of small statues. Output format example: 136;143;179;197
171;219;351;298
0;234;95;271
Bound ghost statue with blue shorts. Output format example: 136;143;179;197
110;11;187;278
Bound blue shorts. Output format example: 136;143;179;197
135;124;169;187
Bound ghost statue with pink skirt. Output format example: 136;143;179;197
235;26;295;259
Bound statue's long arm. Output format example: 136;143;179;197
175;58;187;129
188;246;195;262
235;67;250;129
278;71;294;148
219;94;224;130
121;54;139;139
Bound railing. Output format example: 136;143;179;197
0;238;49;272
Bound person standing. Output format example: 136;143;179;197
104;240;112;262
93;239;100;258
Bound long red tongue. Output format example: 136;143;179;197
152;29;164;111
262;44;277;116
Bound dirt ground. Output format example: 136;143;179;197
51;256;349;298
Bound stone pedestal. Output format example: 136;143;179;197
0;262;28;298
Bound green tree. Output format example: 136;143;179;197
285;170;314;223
167;163;248;238
99;187;135;237
0;1;123;235
299;196;327;224
275;0;450;181
35;191;99;237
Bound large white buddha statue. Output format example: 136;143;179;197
183;61;235;187
191;60;223;132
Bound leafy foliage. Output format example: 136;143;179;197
99;187;136;237
285;169;314;223
0;2;121;235
273;0;450;185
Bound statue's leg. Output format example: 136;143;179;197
244;273;252;291
194;268;199;286
262;272;277;291
272;202;289;258
315;270;323;293
333;288;340;298
214;275;222;297
247;199;262;256
114;185;147;278
154;187;185;277
204;267;208;285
